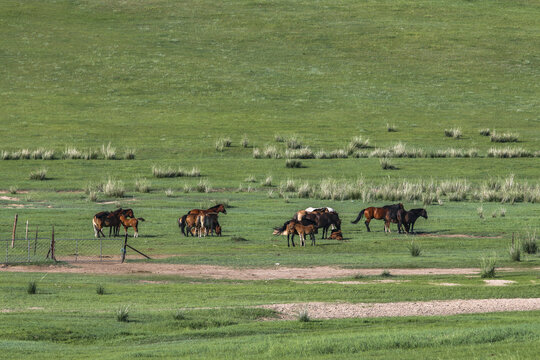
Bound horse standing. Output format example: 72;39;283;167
398;208;428;233
119;213;145;238
351;203;404;232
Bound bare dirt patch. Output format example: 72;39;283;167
484;279;516;286
296;280;410;285
259;298;540;320
0;262;531;280
0;196;20;201
431;282;461;286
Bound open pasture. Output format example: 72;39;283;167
1;0;539;358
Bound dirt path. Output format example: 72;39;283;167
0;262;533;280
259;298;540;319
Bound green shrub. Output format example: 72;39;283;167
96;284;105;295
27;281;37;294
480;255;497;278
116;306;130;322
522;232;537;254
298;309;310;322
407;241;422;257
29;168;47;180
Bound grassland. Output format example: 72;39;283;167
1;0;539;358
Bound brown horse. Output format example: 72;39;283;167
188;204;227;216
197;212;220;237
286;220;317;246
305;212;341;239
179;214;200;237
93;208;129;238
351;203;404;232
397;208;428;234
119;213;145;238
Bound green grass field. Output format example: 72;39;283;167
1;0;539;358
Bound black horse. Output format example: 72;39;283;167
398;208;428;233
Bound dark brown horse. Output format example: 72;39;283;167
93;208;134;237
397;208;428;233
304;212;341;239
188;204;227;216
351;203;404;232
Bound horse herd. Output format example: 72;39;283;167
92;203;428;246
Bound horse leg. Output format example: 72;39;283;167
365;219;371;232
133;224;138;238
287;234;290;247
291;233;296;247
311;233;316;246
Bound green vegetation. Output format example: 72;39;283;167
1;0;539;358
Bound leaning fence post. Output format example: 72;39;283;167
121;233;128;263
11;214;18;248
46;226;56;262
27;221;30;262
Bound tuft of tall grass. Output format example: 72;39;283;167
101;143;117;160
330;149;348;158
381;270;392;277
490;131;519;143
241;135;249;148
297;182;312;198
87;191;98;202
298;308;310;322
9;186;17;194
173;310;186;320
280;179;297;192
195;179;211;193
124;149;136;160
41;149;55;160
346;136;370;154
274;133;284;142
244;175;256;183
522;232;537;254
285;159;302;168
286;135;303;149
263;145;281;158
262;175;273;187
135;178;151;193
20;149;31;159
63;147;82;159
509;238;521;262
444;128;462;139
116;306;130;322
165;188;174;197
479;128;491;136
407;242;422;257
285;147;314;159
152;165;200;178
477;206;484;219
103;179;125;197
380;158;397;170
29;168;47;181
480;255;497;278
96;284;105;295
27;281;37;294
215;137;232;151
487;147;531;158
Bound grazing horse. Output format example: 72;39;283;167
398;208;428;233
351;203;404;232
304;212;341;239
295;207;334;222
287;220;317;246
188;204;227;216
118;213;145;238
273;220;299;247
93;208;124;238
197;212;219;237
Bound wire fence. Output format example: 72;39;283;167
2;236;126;264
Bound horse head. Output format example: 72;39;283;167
421;209;428;219
122;208;134;218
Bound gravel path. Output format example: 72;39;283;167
260;298;540;319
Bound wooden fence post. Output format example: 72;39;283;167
11;214;18;248
121;233;128;263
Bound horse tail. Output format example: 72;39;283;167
351;209;366;224
137;218;145;221
92;217;101;238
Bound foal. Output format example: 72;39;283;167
286;220;317;246
119;214;145;238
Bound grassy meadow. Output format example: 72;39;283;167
1;0;539;358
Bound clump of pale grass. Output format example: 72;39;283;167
244;174;256;183
263;145;281;158
346;136;370;154
135;178;151;193
165;188;174;197
479;128;491;136
241;135;249;148
509;236;521;262
274;133;284;142
285;159;302;168
297;182;312;198
9;186;18;194
262;175;273;187
330;149;348;158
487;147;531;158
286;135;303;149
195;179;211;193
101;143;117;160
20;149;31;159
29;168;47;181
380;158;397;170
285;147;314;159
152;165;200;178
103;178;125;197
522;231;537;254
480;255;497;278
215;137;232;151
124;148;136;160
444;128;462;139
477;206;484;219
490;131;519;143
87;191;98;202
280;179;297;192
298;308;310;322
116;306;130;322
